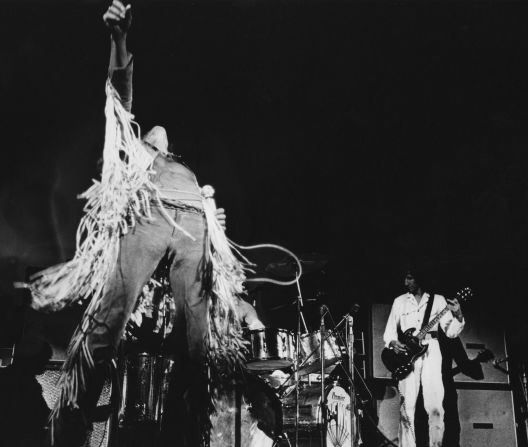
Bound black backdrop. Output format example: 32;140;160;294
1;0;528;351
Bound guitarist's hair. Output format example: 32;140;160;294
404;263;434;289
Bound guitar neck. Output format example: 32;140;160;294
416;288;470;341
417;304;449;340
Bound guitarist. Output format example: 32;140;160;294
383;267;465;447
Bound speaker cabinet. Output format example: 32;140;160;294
374;383;518;447
370;304;393;380
457;388;517;446
370;303;509;385
457;313;510;385
36;363;112;447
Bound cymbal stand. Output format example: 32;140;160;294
320;306;328;447
520;363;528;444
294;277;308;447
346;314;359;447
329;311;374;447
328;312;373;403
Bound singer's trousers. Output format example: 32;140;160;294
54;205;210;447
398;341;445;447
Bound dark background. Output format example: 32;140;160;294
1;0;528;355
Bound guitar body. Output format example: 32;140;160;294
381;328;428;380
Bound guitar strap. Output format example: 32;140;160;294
421;292;435;330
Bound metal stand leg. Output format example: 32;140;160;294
294;278;308;447
346;315;358;447
320;307;327;447
520;363;528;444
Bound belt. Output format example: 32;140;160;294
152;199;204;215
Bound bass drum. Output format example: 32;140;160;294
280;384;352;447
244;328;295;371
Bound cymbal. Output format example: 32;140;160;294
266;253;328;277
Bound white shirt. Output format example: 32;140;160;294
383;292;465;347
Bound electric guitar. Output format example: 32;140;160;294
381;287;473;381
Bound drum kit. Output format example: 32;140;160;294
118;253;365;447
241;254;362;447
242;321;359;446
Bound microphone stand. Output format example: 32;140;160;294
327;312;373;403
320;306;328;447
294;278;308;447
520;363;528;444
346;314;358;447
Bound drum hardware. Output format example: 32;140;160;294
520;363;528;442
347;314;358;447
280;383;353;445
264;300;364;446
318;307;372;447
242;253;370;446
293;276;307;447
320;304;328;446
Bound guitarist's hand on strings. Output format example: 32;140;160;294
389;340;408;354
446;297;464;322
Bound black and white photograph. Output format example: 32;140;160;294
1;0;527;446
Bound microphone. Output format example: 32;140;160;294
343;303;360;319
320;305;328;334
349;303;361;314
201;185;217;209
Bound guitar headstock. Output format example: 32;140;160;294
455;287;473;303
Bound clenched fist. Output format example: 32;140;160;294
103;0;132;39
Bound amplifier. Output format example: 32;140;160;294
375;383;518;446
457;388;517;445
36;362;112;447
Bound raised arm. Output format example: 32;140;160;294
236;299;265;330
103;1;133;111
438;294;465;338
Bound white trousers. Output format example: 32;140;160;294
398;340;444;447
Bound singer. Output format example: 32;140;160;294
23;2;247;446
